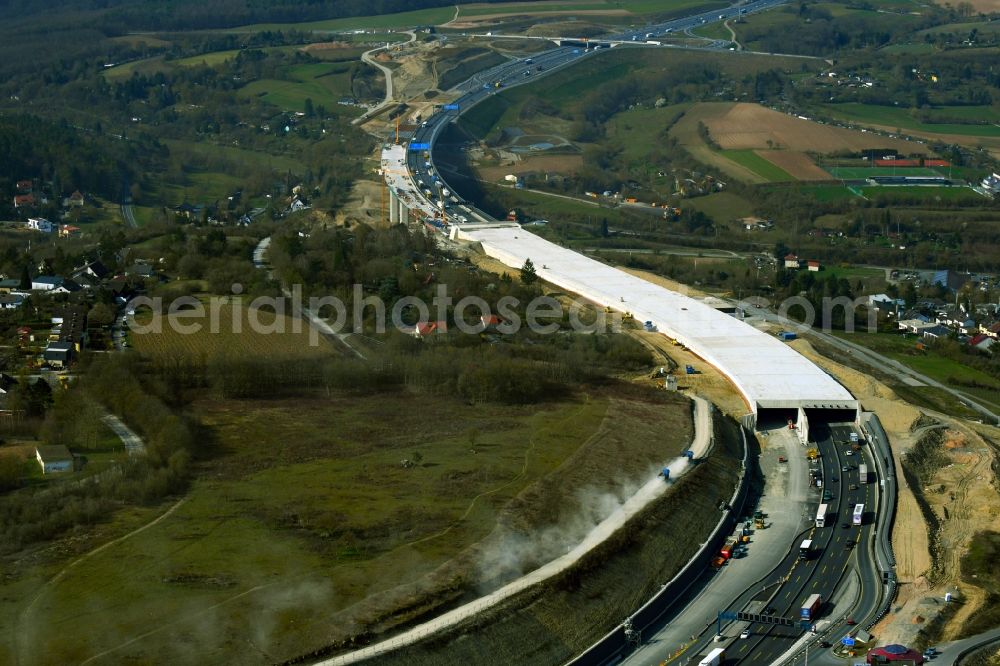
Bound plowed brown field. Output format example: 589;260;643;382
755;150;831;180
701;103;932;154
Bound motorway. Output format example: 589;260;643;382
373;3;903;664
397;0;790;226
624;422;879;666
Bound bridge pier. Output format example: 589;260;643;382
389;190;400;224
396;195;408;224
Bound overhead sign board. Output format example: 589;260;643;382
409;142;430;151
443;103;460;110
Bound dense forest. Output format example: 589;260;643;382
0;114;141;212
0;0;523;30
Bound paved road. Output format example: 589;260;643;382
319;397;714;665
624;422;879;666
353;31;416;125
937;626;1000;664
120;202;137;228
626;424;809;665
102;414;145;455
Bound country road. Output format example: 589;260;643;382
353;30;416;125
101;414;146;455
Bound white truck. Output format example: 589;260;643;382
698;647;725;666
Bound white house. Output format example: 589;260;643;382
31;276;64;291
27;218;55;233
36;445;74;474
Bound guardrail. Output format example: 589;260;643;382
861;412;898;629
566;415;752;666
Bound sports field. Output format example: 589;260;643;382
827;166;945;179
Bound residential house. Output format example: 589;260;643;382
35;445;74;474
968;334;995;352
0;294;25;309
807;260;821;272
174;202;203;220
868;294;904;311
922;324;951;340
31;276;64;291
59;224;82;238
43;341;74;367
13;194;35;209
67;190;85;207
897;319;936;334
480;314;506;331
51;305;88;351
70;272;98;289
0;278;21;294
27;217;55;233
413;321;448;338
0;373;15;395
783;254;801;269
981;172;1000;194
898;310;929;324
289;197;309;213
15;179;32;194
126;261;156;279
930;270;968;292
981;321;1000;339
74;260;110;281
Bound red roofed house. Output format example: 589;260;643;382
13;194;35;209
480;314;505;330
807;260;821;272
866;643;924;664
16;180;32;193
969;334;995;352
413;321;448;338
59;225;82;238
784;254;801;269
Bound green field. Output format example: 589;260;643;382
691;20;732;40
827;166;945;179
879;43;936;54
821;103;1000;138
820;264;885;281
719;149;794;182
832;331;1000;412
685;191;755;220
164;138;306;173
238;62;358;114
451;0;722;20
223;6;456;32
158;171;244;207
858;185;984;201
796;185;858;201
2;385;696;665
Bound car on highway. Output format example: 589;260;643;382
819;641;832;648
740;629;751;639
842;465;849;472
846;618;857;625
846;539;856;548
841;522;850;529
822;490;833;501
